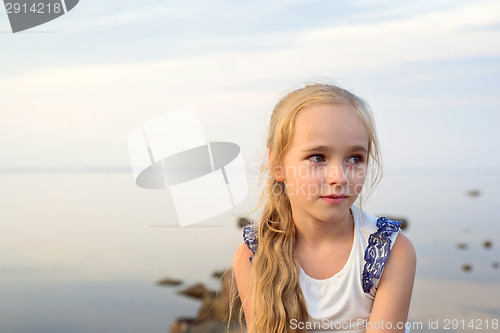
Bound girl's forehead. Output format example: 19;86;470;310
291;104;369;146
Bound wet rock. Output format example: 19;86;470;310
170;319;244;333
237;217;252;229
169;317;196;333
467;190;480;197
483;240;492;249
384;216;409;231
198;290;218;320
212;269;241;322
179;283;211;300
462;263;472;272
157;277;183;286
212;270;225;279
197;269;242;322
457;243;467;250
169;268;245;333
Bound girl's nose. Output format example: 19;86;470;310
327;162;349;185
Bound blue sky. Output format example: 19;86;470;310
1;0;499;171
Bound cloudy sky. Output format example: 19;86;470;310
1;0;499;172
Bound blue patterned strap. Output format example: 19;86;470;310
243;224;258;263
362;217;402;294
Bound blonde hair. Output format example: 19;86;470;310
228;82;383;333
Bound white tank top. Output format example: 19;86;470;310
242;205;407;333
296;205;401;332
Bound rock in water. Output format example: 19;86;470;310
169;317;196;333
169;268;246;333
198;290;217;320
381;215;409;231
467;190;480;197
157;277;183;286
212;268;241;322
237;217;252;228
483;240;492;249
170;319;244;333
179;283;210;299
212;270;225;279
462;263;472;272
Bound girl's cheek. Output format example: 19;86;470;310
355;184;364;195
284;177;322;200
351;179;365;195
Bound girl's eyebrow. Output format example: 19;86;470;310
302;145;368;153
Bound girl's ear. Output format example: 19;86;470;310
274;166;285;182
269;150;285;182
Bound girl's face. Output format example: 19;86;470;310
274;103;369;225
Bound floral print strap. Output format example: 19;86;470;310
362;217;402;293
243;224;258;263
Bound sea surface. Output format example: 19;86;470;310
0;170;499;332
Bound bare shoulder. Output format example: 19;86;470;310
233;242;253;272
233;242;253;293
379;232;416;284
233;243;254;330
391;232;417;268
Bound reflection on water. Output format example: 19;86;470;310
0;280;199;333
364;170;500;333
0;170;499;332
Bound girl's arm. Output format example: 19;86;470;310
233;242;255;333
367;233;417;332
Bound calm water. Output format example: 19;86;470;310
0;170;499;332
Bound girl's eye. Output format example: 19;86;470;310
308;154;325;163
348;155;364;164
308;154;365;164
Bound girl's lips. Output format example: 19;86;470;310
322;195;348;198
321;197;347;204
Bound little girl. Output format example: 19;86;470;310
232;83;416;333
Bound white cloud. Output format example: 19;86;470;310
2;1;500;91
0;0;499;168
